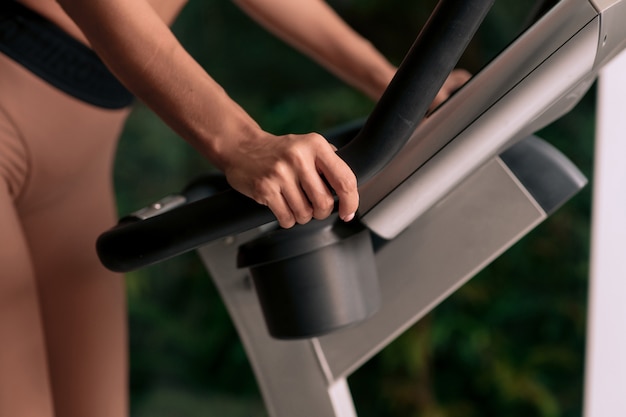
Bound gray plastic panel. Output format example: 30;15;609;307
499;136;587;215
360;12;599;239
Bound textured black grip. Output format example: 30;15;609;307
97;188;274;272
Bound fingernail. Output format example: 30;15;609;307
342;212;355;222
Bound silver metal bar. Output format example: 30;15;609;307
584;48;626;417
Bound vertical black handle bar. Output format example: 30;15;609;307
96;0;495;273
338;0;494;183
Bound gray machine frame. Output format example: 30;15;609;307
194;1;626;415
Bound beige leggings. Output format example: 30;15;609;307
0;52;131;416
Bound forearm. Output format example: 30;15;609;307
56;0;261;170
233;0;395;100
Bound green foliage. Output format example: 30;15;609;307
114;1;596;415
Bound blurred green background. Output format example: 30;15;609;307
113;1;594;416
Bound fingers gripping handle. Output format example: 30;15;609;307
97;0;494;272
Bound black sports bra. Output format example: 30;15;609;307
0;0;134;109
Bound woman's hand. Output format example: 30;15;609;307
221;66;471;230
222;131;358;228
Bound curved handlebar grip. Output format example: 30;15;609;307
338;0;494;183
97;0;494;272
97;188;275;272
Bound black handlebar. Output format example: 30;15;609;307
338;0;494;183
97;0;494;272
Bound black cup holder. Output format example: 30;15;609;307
237;216;380;340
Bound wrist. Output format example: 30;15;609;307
201;106;267;173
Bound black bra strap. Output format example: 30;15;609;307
0;1;134;109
